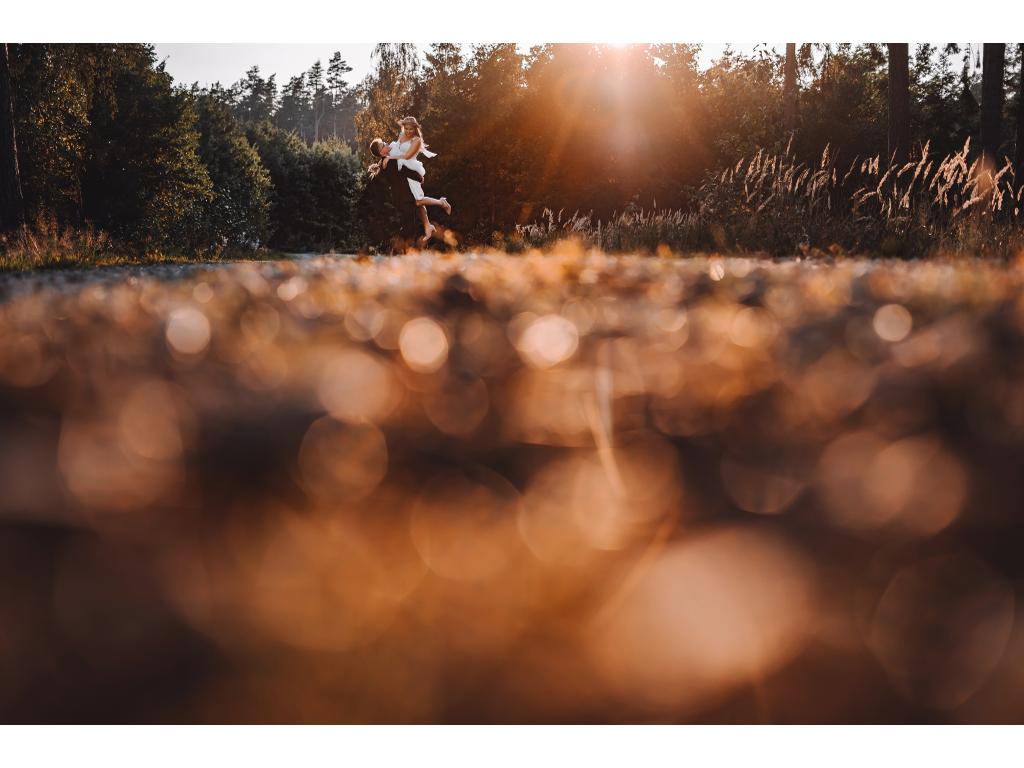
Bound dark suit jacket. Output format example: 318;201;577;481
380;159;424;189
361;159;425;248
381;160;423;228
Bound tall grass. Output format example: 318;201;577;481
0;216;115;272
514;207;707;253
0;215;281;273
517;139;1024;258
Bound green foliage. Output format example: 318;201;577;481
699;44;786;159
220;57;360;145
359;42;1023;251
355;44;422;150
912;44;976;158
8;44;107;223
4;42;1023;264
306;140;363;246
192;92;272;251
788;44;888;162
231;66;277;124
247;122;363;251
4;45;363;261
79;45;213;249
9;43;216;249
326;53;360;144
277;73;311;138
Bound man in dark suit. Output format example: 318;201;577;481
365;138;427;250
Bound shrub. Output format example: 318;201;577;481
247;123;363;252
80;48;213;251
0;216;113;271
517;139;1024;259
192;94;272;253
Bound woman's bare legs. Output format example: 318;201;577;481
417;196;452;215
417;206;435;245
414;194;452;246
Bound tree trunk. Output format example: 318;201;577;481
980;43;1006;167
887;43;911;166
1016;44;1024;186
783;43;798;136
0;43;25;231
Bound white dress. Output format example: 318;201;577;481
387;136;437;201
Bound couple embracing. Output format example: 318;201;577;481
368;116;451;247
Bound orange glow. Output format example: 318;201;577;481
2;250;1023;722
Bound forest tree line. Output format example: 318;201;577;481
0;44;364;253
1;42;1023;255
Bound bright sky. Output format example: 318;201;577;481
154;44;378;88
153;43;753;90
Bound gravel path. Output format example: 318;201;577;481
0;252;340;303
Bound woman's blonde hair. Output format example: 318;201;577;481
399;119;427;149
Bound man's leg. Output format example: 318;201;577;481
380;163;420;244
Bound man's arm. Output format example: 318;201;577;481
379;159;424;184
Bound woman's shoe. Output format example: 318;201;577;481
440;197;452;215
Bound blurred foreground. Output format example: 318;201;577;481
2;248;1024;723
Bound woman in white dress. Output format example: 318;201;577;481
380;117;451;244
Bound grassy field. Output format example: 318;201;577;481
0;218;292;274
516;142;1024;260
2;247;1024;722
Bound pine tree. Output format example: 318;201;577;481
1016;43;1024;184
234;66;276;124
247;122;360;250
326;53;354;139
7;44;102;223
980;43;1006;166
0;43;25;230
887;43;911;165
308;60;327;142
193;92;272;249
783;43;798;135
82;45;213;248
277;74;310;139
